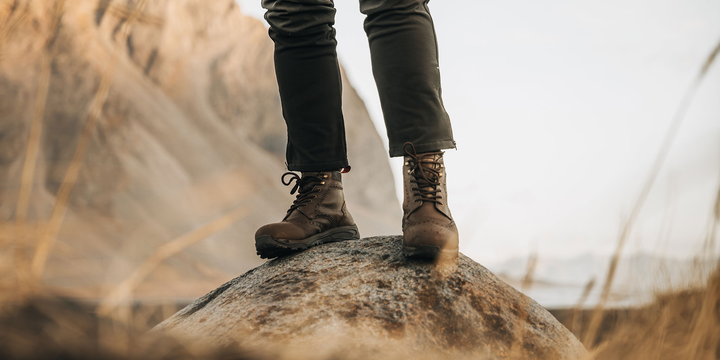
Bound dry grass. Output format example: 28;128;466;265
563;269;720;360
582;36;720;348
12;0;65;292
0;1;719;359
0;0;27;61
521;250;538;292
28;0;152;284
97;205;250;320
1;261;718;360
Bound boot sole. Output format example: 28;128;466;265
403;245;459;260
255;225;360;259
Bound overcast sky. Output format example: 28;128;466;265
236;0;720;265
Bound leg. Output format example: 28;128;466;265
360;0;459;260
262;0;349;171
256;1;359;259
360;0;455;157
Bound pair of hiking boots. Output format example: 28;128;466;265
255;143;459;260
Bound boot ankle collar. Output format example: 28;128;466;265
300;171;342;182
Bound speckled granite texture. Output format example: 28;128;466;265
156;236;588;359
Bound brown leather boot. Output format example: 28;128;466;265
255;171;360;259
402;142;459;259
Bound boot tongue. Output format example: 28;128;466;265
414;154;442;183
299;172;328;193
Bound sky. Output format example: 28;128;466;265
236;0;720;265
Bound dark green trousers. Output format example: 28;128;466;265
262;0;455;171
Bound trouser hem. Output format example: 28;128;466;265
389;140;457;158
287;160;349;172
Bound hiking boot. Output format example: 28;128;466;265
255;171;360;259
402;142;459;260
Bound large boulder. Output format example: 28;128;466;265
157;236;588;359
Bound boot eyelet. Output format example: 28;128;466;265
324;175;328;178
321;181;326;185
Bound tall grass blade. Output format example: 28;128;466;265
569;278;595;334
97;205;251;317
14;0;65;290
683;270;720;358
583;36;720;347
703;181;720;260
521;250;538;292
0;0;25;61
29;0;151;283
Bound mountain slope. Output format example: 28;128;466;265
0;0;400;298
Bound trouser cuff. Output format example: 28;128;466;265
287;160;350;172
389;140;457;158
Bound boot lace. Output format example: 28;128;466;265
281;172;324;215
403;142;443;205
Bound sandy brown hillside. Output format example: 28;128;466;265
0;0;400;299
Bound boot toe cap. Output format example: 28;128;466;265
255;222;312;241
403;220;459;251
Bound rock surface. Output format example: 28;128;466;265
0;0;399;296
157;236;588;359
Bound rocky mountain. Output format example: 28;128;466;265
0;0;400;298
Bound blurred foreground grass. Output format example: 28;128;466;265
2;0;720;359
0;249;718;359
